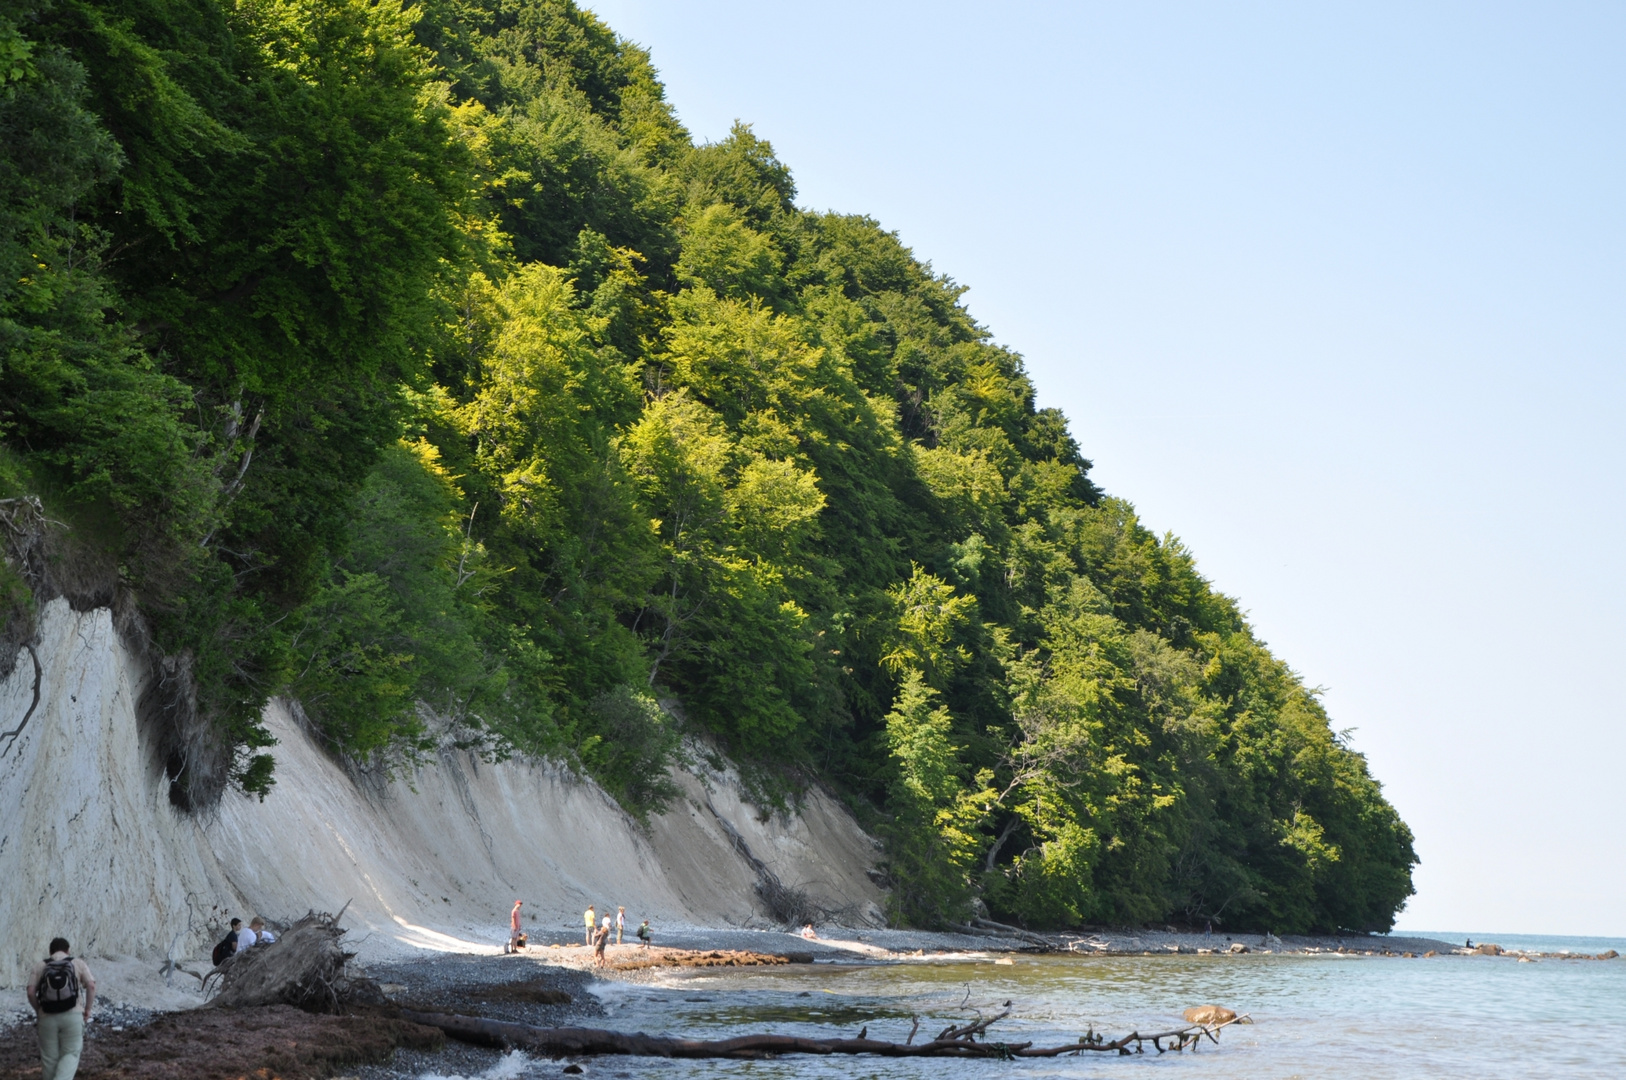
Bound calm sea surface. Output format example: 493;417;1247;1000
421;933;1626;1079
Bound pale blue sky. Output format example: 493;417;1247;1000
586;0;1626;935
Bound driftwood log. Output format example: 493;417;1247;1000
400;1007;1248;1059
947;920;1054;951
206;906;385;1013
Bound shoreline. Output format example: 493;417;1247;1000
3;923;1615;1079
0;921;1533;1010
485;923;1469;964
0;918;1596;1015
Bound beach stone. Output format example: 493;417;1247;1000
1598;950;1619;960
1183;1005;1237;1025
1227;942;1250;954
1474;943;1503;956
1424;950;1437;957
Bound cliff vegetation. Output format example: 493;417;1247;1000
0;0;1415;932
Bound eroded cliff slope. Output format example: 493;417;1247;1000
0;600;885;986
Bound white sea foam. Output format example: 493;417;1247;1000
413;1049;534;1080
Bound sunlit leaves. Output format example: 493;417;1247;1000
675;203;782;301
882;566;979;686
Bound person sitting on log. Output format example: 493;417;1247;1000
249;917;277;945
213;920;242;967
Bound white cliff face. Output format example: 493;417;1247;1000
0;599;885;988
0;600;237;987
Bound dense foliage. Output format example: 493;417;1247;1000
0;0;1415;932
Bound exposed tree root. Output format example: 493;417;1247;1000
400;1007;1249;1059
205;905;385;1013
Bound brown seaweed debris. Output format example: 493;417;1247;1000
0;1005;442;1080
607;948;811;972
469;981;574;1005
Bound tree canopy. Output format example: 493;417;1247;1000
0;0;1414;932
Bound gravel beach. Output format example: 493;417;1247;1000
0;922;1470;1080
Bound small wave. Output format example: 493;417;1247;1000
414;1050;535;1080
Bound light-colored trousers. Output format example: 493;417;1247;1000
38;1009;85;1080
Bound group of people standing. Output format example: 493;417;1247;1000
581;904;650;965
503;901;651;966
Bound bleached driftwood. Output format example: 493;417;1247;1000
400;1007;1249;1059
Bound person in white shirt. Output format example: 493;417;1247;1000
235;920;258;954
249;917;276;945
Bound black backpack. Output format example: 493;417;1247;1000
212;931;236;967
36;958;79;1014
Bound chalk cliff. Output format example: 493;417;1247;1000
0;599;885;986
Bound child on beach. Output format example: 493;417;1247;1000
592;916;612;967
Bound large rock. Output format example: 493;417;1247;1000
1183;1005;1237;1025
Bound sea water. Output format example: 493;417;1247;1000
422;933;1626;1079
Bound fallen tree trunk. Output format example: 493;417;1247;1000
399;1008;1247;1059
947;924;1050;952
970;918;1053;949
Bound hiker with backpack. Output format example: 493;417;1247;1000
25;937;94;1080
